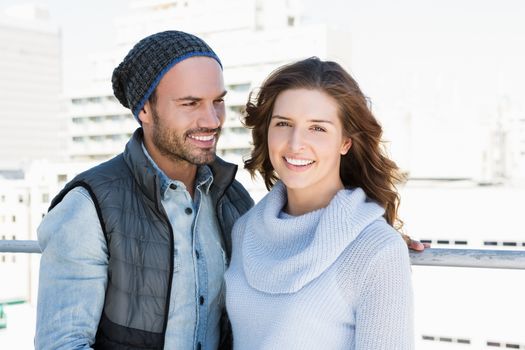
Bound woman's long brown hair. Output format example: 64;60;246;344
243;57;405;229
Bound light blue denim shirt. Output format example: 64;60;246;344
36;145;226;350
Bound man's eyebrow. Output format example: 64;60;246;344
175;96;201;102
271;115;334;124
175;90;228;102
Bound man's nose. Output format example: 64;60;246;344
198;103;222;129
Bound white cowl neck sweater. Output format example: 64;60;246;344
224;181;414;350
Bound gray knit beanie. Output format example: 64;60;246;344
112;30;222;119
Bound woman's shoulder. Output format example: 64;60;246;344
338;219;408;272
335;220;410;296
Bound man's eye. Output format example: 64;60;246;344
214;98;225;104
182;101;197;107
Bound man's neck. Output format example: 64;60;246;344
142;141;198;197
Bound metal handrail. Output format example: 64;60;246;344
0;240;41;254
1;240;525;269
409;248;525;270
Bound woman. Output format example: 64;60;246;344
224;57;414;349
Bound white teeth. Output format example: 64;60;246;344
285;157;314;166
189;134;214;141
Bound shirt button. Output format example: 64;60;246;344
169;183;177;190
195;250;200;259
199;296;205;305
197;342;202;350
185;207;193;215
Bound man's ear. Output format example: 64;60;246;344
138;101;153;125
341;137;352;155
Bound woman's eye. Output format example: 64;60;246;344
311;126;326;132
275;121;290;127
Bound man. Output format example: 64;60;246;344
35;30;426;350
35;30;252;350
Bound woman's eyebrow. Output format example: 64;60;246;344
271;115;333;124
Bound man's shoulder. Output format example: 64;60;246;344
223;179;254;214
74;154;127;182
209;157;254;204
49;154;127;210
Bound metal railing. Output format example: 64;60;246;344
0;240;41;254
1;240;525;269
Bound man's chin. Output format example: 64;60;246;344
191;151;217;165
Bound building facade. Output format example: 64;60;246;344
65;0;352;171
0;7;65;169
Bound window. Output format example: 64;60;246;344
57;174;67;182
228;83;250;92
72;98;85;105
229;105;244;114
42;193;49;203
18;194;24;203
89;116;103;123
88;97;101;103
11;215;16;223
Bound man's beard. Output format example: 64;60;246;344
151;108;221;165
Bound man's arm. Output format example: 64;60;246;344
35;187;108;350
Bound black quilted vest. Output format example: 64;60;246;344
49;129;253;349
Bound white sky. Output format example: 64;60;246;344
1;0;523;94
0;0;129;90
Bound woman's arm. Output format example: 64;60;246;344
355;237;414;350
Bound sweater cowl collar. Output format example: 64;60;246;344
242;181;385;294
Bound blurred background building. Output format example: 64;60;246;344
0;4;65;169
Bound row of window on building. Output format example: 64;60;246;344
0;234;18;264
71;95;118;106
72;134;132;143
0;193;49;204
0;215;17;223
422;334;524;348
0;254;17;264
72;114;134;124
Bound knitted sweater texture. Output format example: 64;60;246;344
224;182;414;350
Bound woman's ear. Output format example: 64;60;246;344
340;137;352;155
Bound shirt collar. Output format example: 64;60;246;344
141;143;214;197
